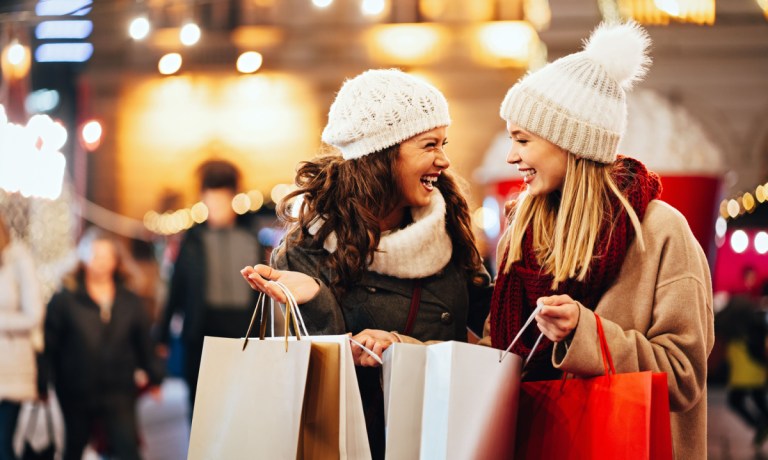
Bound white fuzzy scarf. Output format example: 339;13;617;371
308;191;453;279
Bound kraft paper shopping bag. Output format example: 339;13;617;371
307;335;372;460
263;282;372;459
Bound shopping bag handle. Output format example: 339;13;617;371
594;313;616;375
242;282;309;351
348;337;384;366
500;299;546;365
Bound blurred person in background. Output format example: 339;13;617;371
716;267;768;447
0;215;43;460
156;160;262;412
42;227;163;460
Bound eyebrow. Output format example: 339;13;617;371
413;135;446;143
509;129;528;137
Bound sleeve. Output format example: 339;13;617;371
466;265;493;337
133;296;165;385
271;243;347;335
157;236;190;344
41;292;66;387
0;244;43;334
552;215;714;413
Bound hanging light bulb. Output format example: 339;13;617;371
236;51;263;73
361;0;386;16
158;53;182;75
129;16;151;40
180;22;201;46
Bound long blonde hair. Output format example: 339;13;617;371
503;154;644;289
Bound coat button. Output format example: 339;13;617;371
365;286;377;293
440;312;453;324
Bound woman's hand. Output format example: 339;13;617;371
349;329;401;367
240;264;320;304
535;294;581;342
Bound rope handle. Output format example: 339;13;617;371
242;281;310;351
500;299;546;365
594;313;616;375
348;337;384;366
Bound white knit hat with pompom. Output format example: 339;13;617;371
322;69;451;160
499;21;651;164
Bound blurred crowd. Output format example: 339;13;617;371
0;159;273;460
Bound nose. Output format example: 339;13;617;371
506;144;520;164
435;147;451;170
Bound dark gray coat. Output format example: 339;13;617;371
273;237;492;341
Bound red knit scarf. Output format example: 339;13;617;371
489;156;662;363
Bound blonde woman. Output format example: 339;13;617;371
0;216;43;460
488;23;714;458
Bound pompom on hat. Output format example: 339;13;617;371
322;69;451;160
500;21;652;164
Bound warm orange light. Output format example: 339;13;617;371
472;21;542;68
366;24;446;66
617;0;715;25
80;120;103;150
1;40;31;79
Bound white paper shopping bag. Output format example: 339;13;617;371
187;336;313;460
420;341;522;460
382;343;427;460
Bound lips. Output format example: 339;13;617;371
420;174;439;191
519;168;537;183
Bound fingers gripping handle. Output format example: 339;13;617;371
241;281;310;351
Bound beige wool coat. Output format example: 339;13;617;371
0;242;43;402
496;200;714;459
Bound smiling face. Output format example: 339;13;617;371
395;126;451;209
506;121;569;196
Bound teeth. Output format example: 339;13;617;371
520;169;537;178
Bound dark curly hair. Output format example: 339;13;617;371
277;145;482;298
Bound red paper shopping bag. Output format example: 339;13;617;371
515;314;673;460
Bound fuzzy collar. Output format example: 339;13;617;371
308;191;453;278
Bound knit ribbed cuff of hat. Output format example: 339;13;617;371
500;86;620;164
335;112;451;161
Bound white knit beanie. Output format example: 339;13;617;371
322;69;451;160
500;22;651;164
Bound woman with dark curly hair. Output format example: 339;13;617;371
241;69;492;458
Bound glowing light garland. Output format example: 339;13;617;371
0;104;67;200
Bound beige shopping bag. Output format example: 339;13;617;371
187;336;313;460
188;284;315;460
382;343;427;460
420;341;522;460
247;282;372;460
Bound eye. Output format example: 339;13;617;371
516;139;529;145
